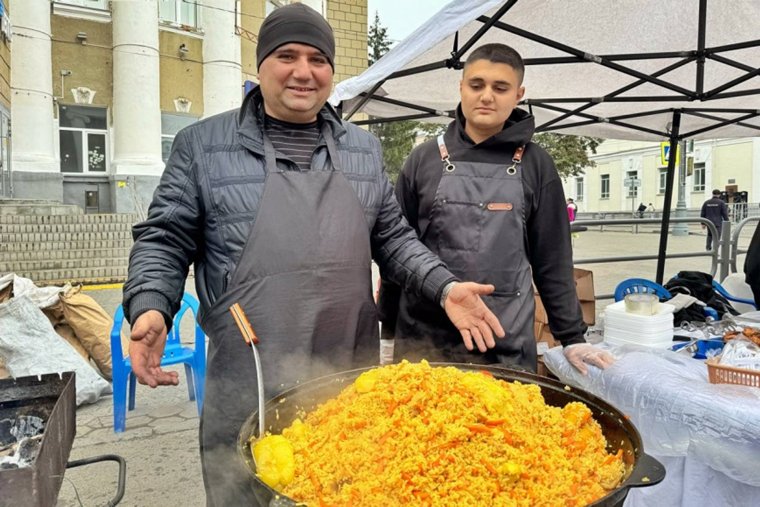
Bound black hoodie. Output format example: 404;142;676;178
378;106;586;348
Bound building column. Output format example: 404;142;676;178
202;0;242;117
10;0;60;200
111;0;164;214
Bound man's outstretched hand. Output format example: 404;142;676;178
129;310;180;388
444;282;506;352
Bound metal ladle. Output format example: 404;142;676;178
229;303;265;439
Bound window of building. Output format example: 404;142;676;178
693;162;706;192
658;168;668;194
575;177;584;201
159;0;198;27
600;174;609;199
59;105;108;174
626;170;638;198
161;113;199;163
55;0;109;9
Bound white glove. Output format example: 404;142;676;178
563;343;615;375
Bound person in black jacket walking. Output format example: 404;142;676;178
700;189;729;250
378;43;613;375
122;5;504;506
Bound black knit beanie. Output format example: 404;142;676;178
256;3;335;70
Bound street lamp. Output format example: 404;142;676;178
672;139;689;236
665;122;689;236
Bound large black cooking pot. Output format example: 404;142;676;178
238;364;665;507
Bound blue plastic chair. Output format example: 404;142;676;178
614;278;672;302
110;293;206;433
712;280;758;310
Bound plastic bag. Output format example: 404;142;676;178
0;296;111;405
60;286;114;379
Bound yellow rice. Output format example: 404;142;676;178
253;360;625;507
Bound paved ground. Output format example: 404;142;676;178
54;225;756;506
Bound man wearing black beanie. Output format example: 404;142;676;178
256;3;335;70
123;4;506;506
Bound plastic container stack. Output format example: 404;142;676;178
603;300;675;348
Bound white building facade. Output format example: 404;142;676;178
563;137;760;217
8;0;364;213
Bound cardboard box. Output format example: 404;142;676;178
534;268;596;349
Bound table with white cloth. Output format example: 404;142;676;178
543;343;760;507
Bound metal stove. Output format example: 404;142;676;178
0;372;126;507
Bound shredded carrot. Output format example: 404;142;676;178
435;441;458;451
603;449;623;465
378;430;393;445
466;423;492;434
482;459;498;475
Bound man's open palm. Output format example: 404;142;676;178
129;310;179;388
444;282;506;352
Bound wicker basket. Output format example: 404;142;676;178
706;358;760;388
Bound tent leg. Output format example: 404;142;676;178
656;111;681;284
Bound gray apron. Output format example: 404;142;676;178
197;125;378;506
395;135;536;371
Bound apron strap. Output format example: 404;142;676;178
437;134;455;172
321;122;343;172
262;131;280;174
437;134;525;172
512;145;525;163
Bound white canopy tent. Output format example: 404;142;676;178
329;0;760;282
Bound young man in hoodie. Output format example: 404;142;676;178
378;43;613;374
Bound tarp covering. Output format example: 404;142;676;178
331;0;760;141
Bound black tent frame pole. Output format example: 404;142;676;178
656;111;682;285
353;112;442;126
539;57;695;131
683;110;760;133
695;0;707;95
682;111;760;138
481;17;697;98
449;0;520;61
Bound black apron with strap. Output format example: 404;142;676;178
197;124;378;506
394;135;537;371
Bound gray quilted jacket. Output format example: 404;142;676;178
123;88;455;327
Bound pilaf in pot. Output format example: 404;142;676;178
252;360;625;507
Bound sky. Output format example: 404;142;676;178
367;0;451;44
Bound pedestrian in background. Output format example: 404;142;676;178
700;189;729;251
566;198;577;222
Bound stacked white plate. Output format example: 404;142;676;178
603;300;675;348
